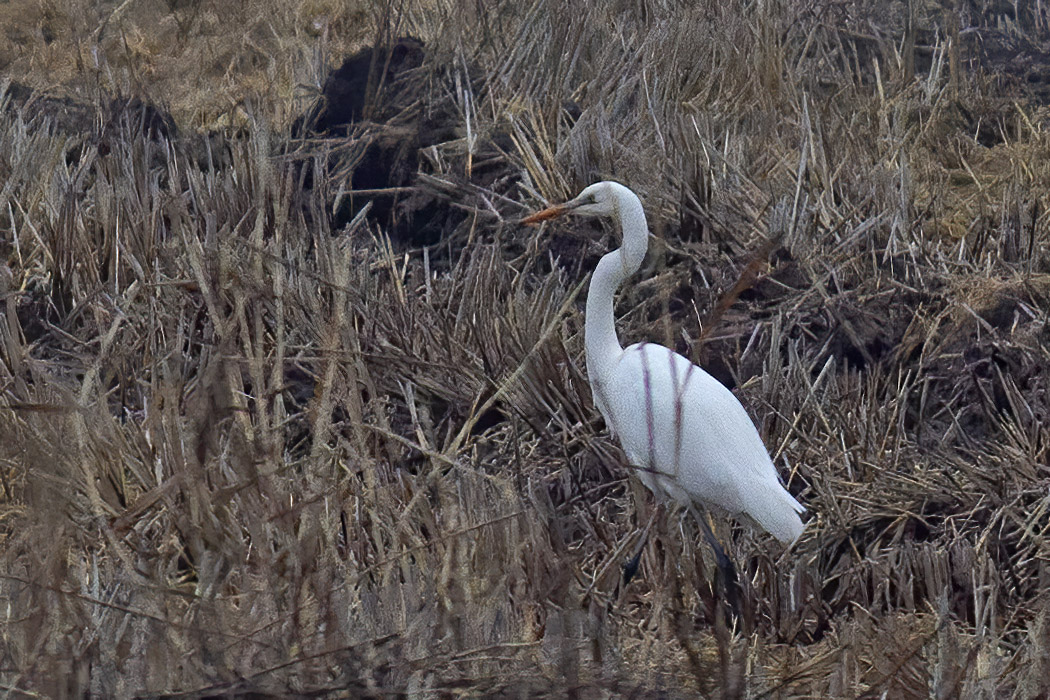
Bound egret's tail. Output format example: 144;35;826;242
749;484;805;545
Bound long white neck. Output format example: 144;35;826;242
585;185;649;382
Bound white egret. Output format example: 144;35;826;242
523;181;804;545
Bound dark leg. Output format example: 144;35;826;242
622;506;658;585
688;505;742;621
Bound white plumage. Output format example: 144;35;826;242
524;181;804;544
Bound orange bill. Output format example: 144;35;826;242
521;205;567;225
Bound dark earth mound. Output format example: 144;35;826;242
293;37;465;246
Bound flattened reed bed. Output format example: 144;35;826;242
1;0;1050;697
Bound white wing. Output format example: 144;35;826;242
594;342;804;543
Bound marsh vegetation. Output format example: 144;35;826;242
1;0;1049;697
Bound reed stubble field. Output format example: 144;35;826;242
1;0;1049;697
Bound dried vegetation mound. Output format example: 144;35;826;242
1;1;1050;697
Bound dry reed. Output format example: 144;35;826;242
1;0;1049;697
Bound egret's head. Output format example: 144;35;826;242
522;181;622;224
564;182;619;218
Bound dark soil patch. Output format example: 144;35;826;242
292;37;525;250
293;37;460;245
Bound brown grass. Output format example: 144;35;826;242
2;0;1050;697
